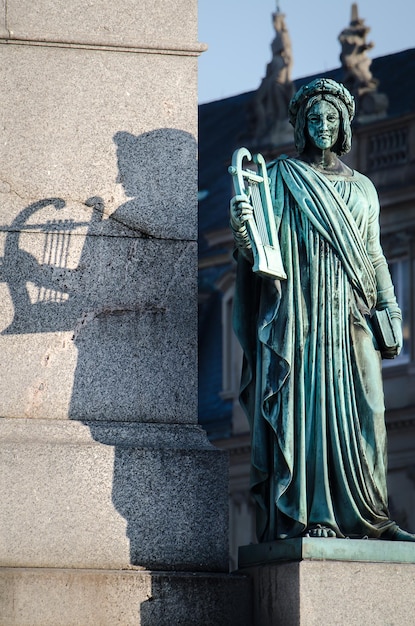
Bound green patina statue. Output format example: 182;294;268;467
230;78;415;542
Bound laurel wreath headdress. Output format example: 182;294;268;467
288;78;355;127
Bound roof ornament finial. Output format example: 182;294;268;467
244;5;295;148
338;4;388;121
350;2;359;23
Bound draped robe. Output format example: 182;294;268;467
233;157;399;540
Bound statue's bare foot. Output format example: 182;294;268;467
382;526;415;542
304;524;337;538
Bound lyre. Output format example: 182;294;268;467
229;147;287;280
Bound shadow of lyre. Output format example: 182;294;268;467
0;197;103;334
28;219;75;304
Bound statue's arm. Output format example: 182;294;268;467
366;184;403;352
366;189;400;314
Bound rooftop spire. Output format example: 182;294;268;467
350;2;359;24
338;3;388;120
245;8;295;148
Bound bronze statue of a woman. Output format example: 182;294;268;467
230;78;415;542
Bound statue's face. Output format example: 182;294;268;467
306;100;340;151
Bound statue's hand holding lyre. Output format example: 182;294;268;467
229;147;287;280
230;194;254;224
230;195;253;232
230;195;254;255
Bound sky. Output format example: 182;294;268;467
198;0;415;103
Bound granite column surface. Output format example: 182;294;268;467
0;2;251;623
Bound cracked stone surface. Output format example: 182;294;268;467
0;44;197;241
0;233;197;422
0;40;199;423
0;5;233;610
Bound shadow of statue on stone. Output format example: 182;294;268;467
0;128;220;578
69;128;198;425
0;196;104;335
69;128;221;574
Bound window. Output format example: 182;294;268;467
368;127;409;171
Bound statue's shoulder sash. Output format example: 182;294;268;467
277;158;376;311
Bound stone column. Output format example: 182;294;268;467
0;2;251;623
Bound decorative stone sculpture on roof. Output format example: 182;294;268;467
246;9;295;147
338;3;388;119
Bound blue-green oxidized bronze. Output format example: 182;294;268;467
230;78;415;542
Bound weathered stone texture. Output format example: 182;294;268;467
0;1;240;622
0;0;6;37
0;233;197;421
0;568;252;626
0;44;197;238
0;420;228;571
244;560;415;626
5;0;198;48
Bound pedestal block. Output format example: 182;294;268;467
239;539;415;626
0;568;252;626
1;420;229;571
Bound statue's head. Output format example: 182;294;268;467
288;78;355;155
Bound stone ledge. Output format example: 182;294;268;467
1;419;229;571
0;567;252;626
0;418;217;450
0;37;208;57
239;537;415;567
2;0;201;54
